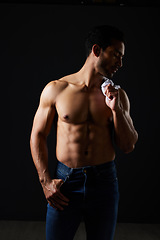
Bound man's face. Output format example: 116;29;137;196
96;39;125;78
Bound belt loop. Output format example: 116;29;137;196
70;168;73;175
64;168;73;182
67;168;73;178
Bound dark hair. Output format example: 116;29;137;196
85;25;125;57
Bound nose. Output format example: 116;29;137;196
118;57;123;68
117;57;123;68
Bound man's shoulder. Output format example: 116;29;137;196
58;73;78;85
44;76;71;93
40;74;76;105
119;88;129;101
48;73;76;90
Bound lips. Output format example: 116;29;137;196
112;66;119;73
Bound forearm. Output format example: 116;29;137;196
113;109;138;153
30;133;51;185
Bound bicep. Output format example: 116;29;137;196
120;89;133;124
32;104;55;138
120;89;130;113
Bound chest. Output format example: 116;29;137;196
55;85;112;125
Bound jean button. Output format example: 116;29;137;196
83;169;87;173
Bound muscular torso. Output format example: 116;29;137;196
54;76;115;168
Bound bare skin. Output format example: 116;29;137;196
30;39;138;210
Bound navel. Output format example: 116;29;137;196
84;150;88;155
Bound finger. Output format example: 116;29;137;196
104;85;116;96
106;89;118;99
49;198;64;211
53;195;69;206
57;190;70;202
56;179;64;188
106;92;114;100
52;179;70;202
56;179;69;202
50;190;69;205
48;189;69;204
56;180;70;202
105;84;115;91
48;200;58;210
107;88;118;94
48;186;70;203
107;92;117;99
106;95;113;101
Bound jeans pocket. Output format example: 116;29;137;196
56;169;69;183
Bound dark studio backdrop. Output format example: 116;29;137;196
1;3;160;223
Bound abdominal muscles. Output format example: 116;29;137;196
56;118;115;168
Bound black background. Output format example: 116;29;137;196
1;3;160;222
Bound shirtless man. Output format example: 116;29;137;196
30;25;138;240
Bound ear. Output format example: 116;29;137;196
92;44;101;57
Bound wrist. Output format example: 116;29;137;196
39;170;51;186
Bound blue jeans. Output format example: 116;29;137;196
46;160;119;240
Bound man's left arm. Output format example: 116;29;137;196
105;85;138;153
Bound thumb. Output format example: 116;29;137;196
56;179;64;188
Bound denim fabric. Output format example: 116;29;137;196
46;160;119;240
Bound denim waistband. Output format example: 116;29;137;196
56;160;116;177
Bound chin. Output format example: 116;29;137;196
105;72;113;79
100;68;113;79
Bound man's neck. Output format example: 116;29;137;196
77;57;104;89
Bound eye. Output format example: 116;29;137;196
114;52;123;61
113;53;119;58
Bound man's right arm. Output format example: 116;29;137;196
30;82;69;210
